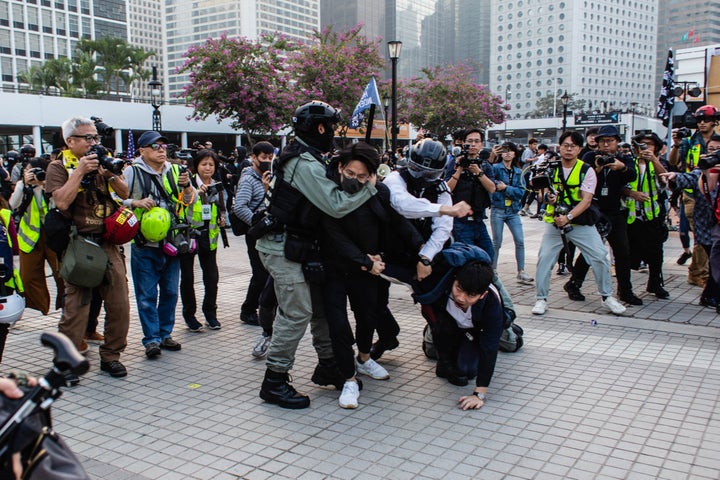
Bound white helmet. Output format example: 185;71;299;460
0;293;24;326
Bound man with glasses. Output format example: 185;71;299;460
669;105;720;287
532;131;625;316
122;131;196;360
45;117;132;380
564;125;641;306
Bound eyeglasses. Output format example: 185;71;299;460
342;169;369;181
465;138;483;144
145;143;168;151
70;134;100;143
559;143;579;149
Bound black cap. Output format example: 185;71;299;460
137;131;168;148
595;125;621;141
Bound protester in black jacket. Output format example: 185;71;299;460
321;142;423;409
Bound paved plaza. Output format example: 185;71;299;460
3;216;720;479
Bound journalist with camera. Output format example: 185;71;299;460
45;117;132;380
532;131;625;316
662;133;720;310
9;156;65;317
446;128;497;258
122;131;197;361
562;125;641;306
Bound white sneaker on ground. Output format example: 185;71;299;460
338;380;360;409
517;271;534;285
602;296;626;315
252;335;271;358
355;358;389;380
532;299;547;315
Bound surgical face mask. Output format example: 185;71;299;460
341;174;363;194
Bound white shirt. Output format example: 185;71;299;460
383;170;453;260
446;296;474;329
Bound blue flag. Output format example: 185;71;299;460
127;130;135;160
349;77;381;129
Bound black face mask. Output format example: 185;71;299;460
258;161;271;173
341;175;363;194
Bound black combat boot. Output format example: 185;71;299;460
259;369;310;409
311;358;363;391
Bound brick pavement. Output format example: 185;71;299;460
2;216;719;479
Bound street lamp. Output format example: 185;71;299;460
382;94;391;152
630;101;638;137
504;87;511;138
560;91;570;134
388;40;402;155
148;65;162;132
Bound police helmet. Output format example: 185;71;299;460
407;139;447;181
292;101;341;135
140;207;171;242
20;144;36;157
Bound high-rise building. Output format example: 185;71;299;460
0;0;128;87
321;0;491;85
656;0;720;101
127;0;163;102
490;0;658;119
164;0;320;100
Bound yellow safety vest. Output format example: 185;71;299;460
544;160;588;223
627;161;660;224
0;209;23;293
17;188;46;253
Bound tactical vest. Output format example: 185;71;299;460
627;160;660;224
450;162;491;213
400;169;446;241
544;160;590;223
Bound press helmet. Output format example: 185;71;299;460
292;101;341;151
0;293;25;326
694;105;719;119
407;138;448;181
104;207;140;245
20;144;36;157
139;207;171;242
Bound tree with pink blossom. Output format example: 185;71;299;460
178;34;296;145
404;64;507;140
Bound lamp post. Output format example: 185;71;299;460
388;40;402;155
629;101;638;137
560;91;570;134
504;87;511;138
148;65;162;132
382;94;390;152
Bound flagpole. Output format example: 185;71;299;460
365;104;376;143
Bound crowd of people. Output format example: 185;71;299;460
0;101;717;413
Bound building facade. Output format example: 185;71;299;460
490;0;658;119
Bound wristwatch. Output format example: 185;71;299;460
566;213;574;222
474;392;486;401
419;256;432;266
476;170;485;178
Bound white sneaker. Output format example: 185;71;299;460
252;335;271;358
338;380;360;409
532;299;547;315
355;358;389;380
517;271;534;285
602;296;626;315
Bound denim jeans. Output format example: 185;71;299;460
131;244;180;347
490;208;525;270
453;218;494;260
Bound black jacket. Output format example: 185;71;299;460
321;172;423;273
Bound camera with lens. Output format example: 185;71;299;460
528;158;561;190
595;154;616;167
698;150;720;170
553;203;573;234
90;116;114;137
676;127;692;139
29;167;45;182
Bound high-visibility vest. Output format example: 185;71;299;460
0;209;23;293
626;160;660;224
17;189;46;253
544;160;589;223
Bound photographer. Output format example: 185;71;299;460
45;117;131;380
446;128;497;259
532;131;625;316
10;145;36;190
9;157;65;316
662;134;720;310
564;125;641;306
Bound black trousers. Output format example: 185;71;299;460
572;212;633;295
241;235;269;315
627;218;665;289
323;268;382;380
180;247;219;321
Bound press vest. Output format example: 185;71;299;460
189;184;220;251
544;160;589;223
17;188;46;253
1;209;23;293
626;161;660;224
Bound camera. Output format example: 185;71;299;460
676;127;692;139
90;116;114;137
595;154;616;167
553;203;573;234
527;158;561;190
29;167;45;182
247;213;279;240
205;181;223;197
698;151;720;170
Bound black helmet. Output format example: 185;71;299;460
293;101;341;135
4;151;20;163
407;139;447;181
20;144;36;157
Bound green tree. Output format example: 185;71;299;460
71;51;101;97
288;25;385;138
17;64;55;94
403;64;506;139
179;33;297;145
525;93;586;119
76;37;153;95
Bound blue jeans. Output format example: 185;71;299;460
490;208;525;270
131;244;180;347
453;218;494;260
